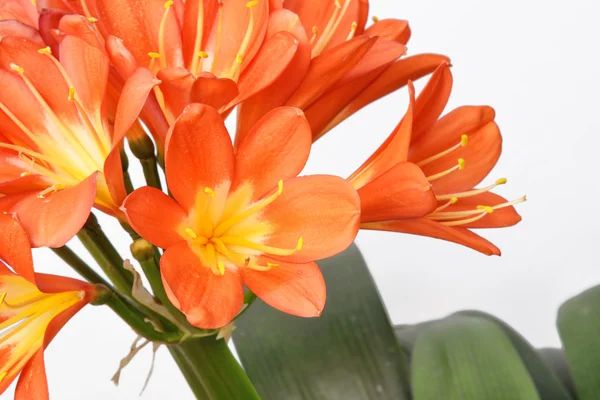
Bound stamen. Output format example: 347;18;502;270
372;16;380;23
0;372;6;383
0;291;6;304
88;17;99;23
492;195;527;210
426;158;465;182
430;197;458;214
189;0;206;74
236;54;243;65
197;51;209;58
217;261;225;275
9;63;24;75
416;135;468;167
476;205;495;214
440;209;491;227
311;0;351;57
246;0;259;7
436;178;508;201
226;1;258;80
204;187;216;198
37;46;52;55
213;180;283;237
219;236;303;257
164;0;173;7
20;171;32;177
211;1;224;74
185;228;198;239
346;21;358;41
310;26;318;46
211;238;248;267
68;87;76;101
37;184;66;199
158;1;173;69
148;52;161;59
267;263;279;268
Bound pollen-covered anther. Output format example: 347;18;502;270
0;372;6;383
347;21;358;40
20;171;32;177
0;291;6;304
68;87;76;101
37;184;66;199
310;26;318;45
476;205;495;214
416;135;469;167
148;52;161;59
236;54;243;65
204;187;216;198
458;158;466;170
87;17;99;23
197;51;209;58
185;228;198;239
372;16;380;23
246;0;259;7
164;0;173;8
9;63;24;75
436;177;508;201
38;46;52;55
217;261;225;275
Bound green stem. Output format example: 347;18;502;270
52;246;110;286
120;148;135;194
168;346;211;399
175;336;261;400
78;213;133;293
141;156;162;190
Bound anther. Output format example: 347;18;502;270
204;187;216;198
277;180;284;195
347;21;358;40
461;134;468;147
217;261;225;275
164;0;173;8
20;171;32;177
476;205;494;214
197;51;209;58
148;52;161;59
335;0;341;8
246;0;259;7
38;46;52;55
185;228;198;239
297;237;303;251
236;54;243;65
496;178;507;185
9;63;24;75
267;263;279;268
310;26;318;45
458;158;466;170
68;87;76;101
372;16;380;23
0;372;6;383
37;184;66;199
0;292;6;304
88;17;99;23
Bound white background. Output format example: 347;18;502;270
7;0;600;398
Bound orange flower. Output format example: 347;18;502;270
0;214;94;399
350;63;524;255
0;0;37;29
236;0;450;143
0;34;157;247
123;104;361;328
43;0;300;148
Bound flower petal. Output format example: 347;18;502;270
14;349;49;400
160;242;244;329
12;173;98;248
105;35;138;79
412;62;453;141
123;186;187;249
0;213;34;284
38;8;66;56
181;0;219;69
0;20;43;45
190;73;238;112
323;53;449;133
233;107;311;200
362;218;501;256
103;147;127;207
165;103;234;210
364;19;411;44
358;162;437;223
235;9;310;142
440;192;522;229
0;0;38;28
156;67;194;121
263;175;360;263
242;257;325;317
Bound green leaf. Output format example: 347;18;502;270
411;315;541;400
538;348;578;399
456;311;572;400
233;243;411;400
557;284;600;399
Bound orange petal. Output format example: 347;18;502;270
235;9;310;143
362;218;501;256
190;73;238;112
156;67;194;120
57;14;105;51
105;35;138;79
38;9;66;56
43;292;88;345
263;175;360;263
0;213;35;284
439;192;522;229
181;0;219;69
0;148;52;194
420;121;502;194
412;62;453;141
165;103;234;210
323;53;450;133
113;67;159;145
233;107;311;199
242;257;325;317
103;147;127;207
358;162;437;223
12;173;98;248
95;0;184;68
364;19;411;44
123;186;187;249
14;349;49;400
409;105;496;163
286;36;376;109
225;31;298;110
0;0;38;28
0;20;43;45
160;242;244;329
356;0;369;33
348;83;415;188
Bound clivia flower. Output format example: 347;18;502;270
0;33;157;247
0;214;94;399
236;0;450;143
349;63;524;255
123;104;361;328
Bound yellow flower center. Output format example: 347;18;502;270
179;181;302;276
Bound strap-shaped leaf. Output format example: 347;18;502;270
538;348;579;399
233;244;410;400
557;284;600;399
411;315;541;400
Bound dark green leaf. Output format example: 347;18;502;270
233;244;410;400
538;348;578;399
411;315;541;400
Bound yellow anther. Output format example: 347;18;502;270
461;134;468;147
267;263;280;268
450;197;458;204
0;292;6;304
148;52;161;59
297;237;304;251
20;171;32;177
38;46;52;55
277;180;284;195
0;372;6;383
164;0;173;8
496;178;508;185
87;17;99;23
204;187;216;198
335;0;342;8
236;54;243;65
37;184;66;199
372;16;380;23
458;158;466;170
68;87;76;101
185;228;198;239
9;63;24;75
217;261;225;275
312;26;318;35
246;0;259;7
197;51;209;58
476;205;494;214
30;0;36;4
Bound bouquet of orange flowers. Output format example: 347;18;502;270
0;0;526;398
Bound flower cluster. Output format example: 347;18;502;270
0;0;522;396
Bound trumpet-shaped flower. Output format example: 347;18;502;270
0;33;158;247
0;214;94;399
123;104;360;328
350;63;524;255
236;0;450;143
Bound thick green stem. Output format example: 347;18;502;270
141;157;162;190
129;131;162;190
174;336;261;400
120;148;135;194
168;346;211;399
52;246;110;286
78;213;133;293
